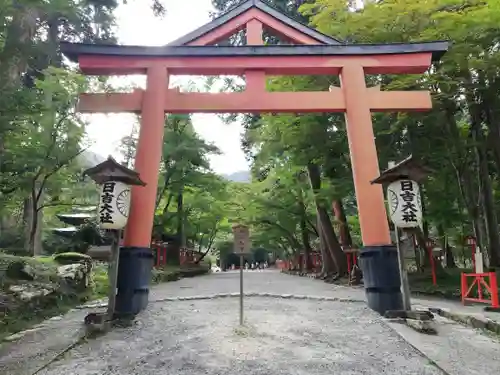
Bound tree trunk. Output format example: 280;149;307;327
25;183;44;256
299;217;312;271
413;227;444;273
170;189;184;266
443;104;487;261
298;188;313;271
317;206;347;274
469;98;500;267
177;190;185;247
0;7;39;84
318;216;336;275
438;224;456;268
478;153;500;267
411;234;422;271
419;189;431;269
195;226;218;264
307;163;347;275
23;198;33;255
332;199;353;247
195;248;210;264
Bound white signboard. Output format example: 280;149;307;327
387;179;422;229
98;181;131;229
232;225;250;254
474;250;484;273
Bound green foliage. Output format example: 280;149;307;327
0;0;168;257
297;0;500;266
147;114;226;255
204;0;500;271
53;252;92;265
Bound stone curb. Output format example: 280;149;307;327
428;307;500;335
75;293;366;310
383;309;437;335
383;320;452;375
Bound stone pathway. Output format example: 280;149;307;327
1;270;499;375
37;297;442;375
0;308;92;375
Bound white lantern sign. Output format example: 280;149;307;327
387;179;422;228
98;181;131;229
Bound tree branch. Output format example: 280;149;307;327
35;146;89;204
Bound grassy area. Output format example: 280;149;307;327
0;253;208;341
91;263;184;299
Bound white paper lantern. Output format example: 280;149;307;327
97;181;131;229
386;179;422;228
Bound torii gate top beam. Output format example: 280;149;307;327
61;41;448;76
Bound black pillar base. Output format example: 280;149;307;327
359;245;403;315
115;246;154;316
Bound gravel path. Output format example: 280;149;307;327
148;270;367;301
3;270;500;375
34;270;443;375
38;297;442;375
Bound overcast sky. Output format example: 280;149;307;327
85;0;250;175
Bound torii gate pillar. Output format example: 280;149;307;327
340;65;391;246
123;67;168;248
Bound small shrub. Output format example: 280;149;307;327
53;252;92;265
91;263;109;298
0;225;25;252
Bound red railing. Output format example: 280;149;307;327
151;241;201;267
461;272;499;308
280;248;359;274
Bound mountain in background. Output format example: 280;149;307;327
78;150;251;184
77;150;107;168
223;170;251;183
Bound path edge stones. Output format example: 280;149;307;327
428;307;500;335
76;292;366;309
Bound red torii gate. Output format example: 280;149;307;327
61;0;447;310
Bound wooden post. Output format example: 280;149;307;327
107;230;121;320
395;227;411;310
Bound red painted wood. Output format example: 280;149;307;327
77;52;432;76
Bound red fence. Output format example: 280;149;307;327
461;272;499;308
277;248;360;274
151;241;201;267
